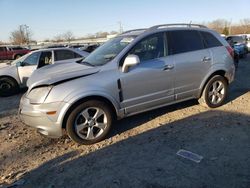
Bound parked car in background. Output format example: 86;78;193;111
0;48;88;96
226;35;248;58
0;46;30;60
81;44;100;53
45;45;67;48
68;44;85;50
246;35;250;52
20;24;235;145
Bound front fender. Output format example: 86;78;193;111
0;66;21;85
65;90;120;113
54;90;123;126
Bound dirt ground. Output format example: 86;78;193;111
0;56;250;188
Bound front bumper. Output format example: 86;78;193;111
19;95;70;138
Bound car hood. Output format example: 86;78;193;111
0;63;11;69
27;62;100;89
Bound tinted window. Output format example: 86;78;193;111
10;47;25;50
201;32;222;48
168;30;204;55
0;47;6;52
38;51;52;68
54;49;80;61
74;52;82;58
23;52;40;65
129;33;165;62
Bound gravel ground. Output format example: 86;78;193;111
0;55;250;188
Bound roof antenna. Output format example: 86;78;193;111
189;21;192;27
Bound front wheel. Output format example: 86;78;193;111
199;75;228;108
66;100;113;145
0;77;19;97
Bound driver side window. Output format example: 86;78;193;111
129;33;165;62
23;52;40;66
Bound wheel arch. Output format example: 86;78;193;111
61;95;119;129
13;53;21;59
198;70;228;98
0;75;19;87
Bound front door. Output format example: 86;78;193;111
120;33;175;114
0;47;7;60
17;51;40;85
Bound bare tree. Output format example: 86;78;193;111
240;19;250;34
206;19;231;34
63;31;74;43
53;34;63;42
9;25;32;45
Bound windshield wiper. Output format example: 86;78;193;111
76;58;95;67
81;61;95;67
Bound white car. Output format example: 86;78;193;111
0;48;89;96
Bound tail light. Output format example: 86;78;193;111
226;46;234;59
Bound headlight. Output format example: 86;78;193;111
27;86;52;104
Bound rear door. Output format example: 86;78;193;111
120;32;175;114
37;51;53;68
167;30;211;100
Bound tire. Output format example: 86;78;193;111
0;77;19;97
14;54;22;59
66;100;113;145
198;75;228;108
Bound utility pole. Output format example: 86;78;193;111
118;21;123;33
228;19;232;35
21;24;29;45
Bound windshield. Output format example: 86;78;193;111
10;52;31;65
82;36;135;66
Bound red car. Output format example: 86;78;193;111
0;46;30;60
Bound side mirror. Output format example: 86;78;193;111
16;62;24;67
122;55;140;73
20;62;26;67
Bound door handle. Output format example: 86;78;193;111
163;64;174;71
202;57;211;63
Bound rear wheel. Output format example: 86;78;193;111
14;54;22;59
0;77;19;97
66;100;113;145
199;75;228;108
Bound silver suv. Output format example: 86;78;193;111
19;24;235;144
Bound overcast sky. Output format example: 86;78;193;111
0;0;249;42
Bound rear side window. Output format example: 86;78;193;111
10;47;25;50
0;47;6;52
54;49;81;61
200;32;222;48
168;30;204;55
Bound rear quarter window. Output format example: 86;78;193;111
200;32;222;48
168;30;204;55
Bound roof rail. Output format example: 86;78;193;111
121;28;147;35
149;23;207;30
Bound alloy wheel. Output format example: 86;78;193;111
74;107;108;140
